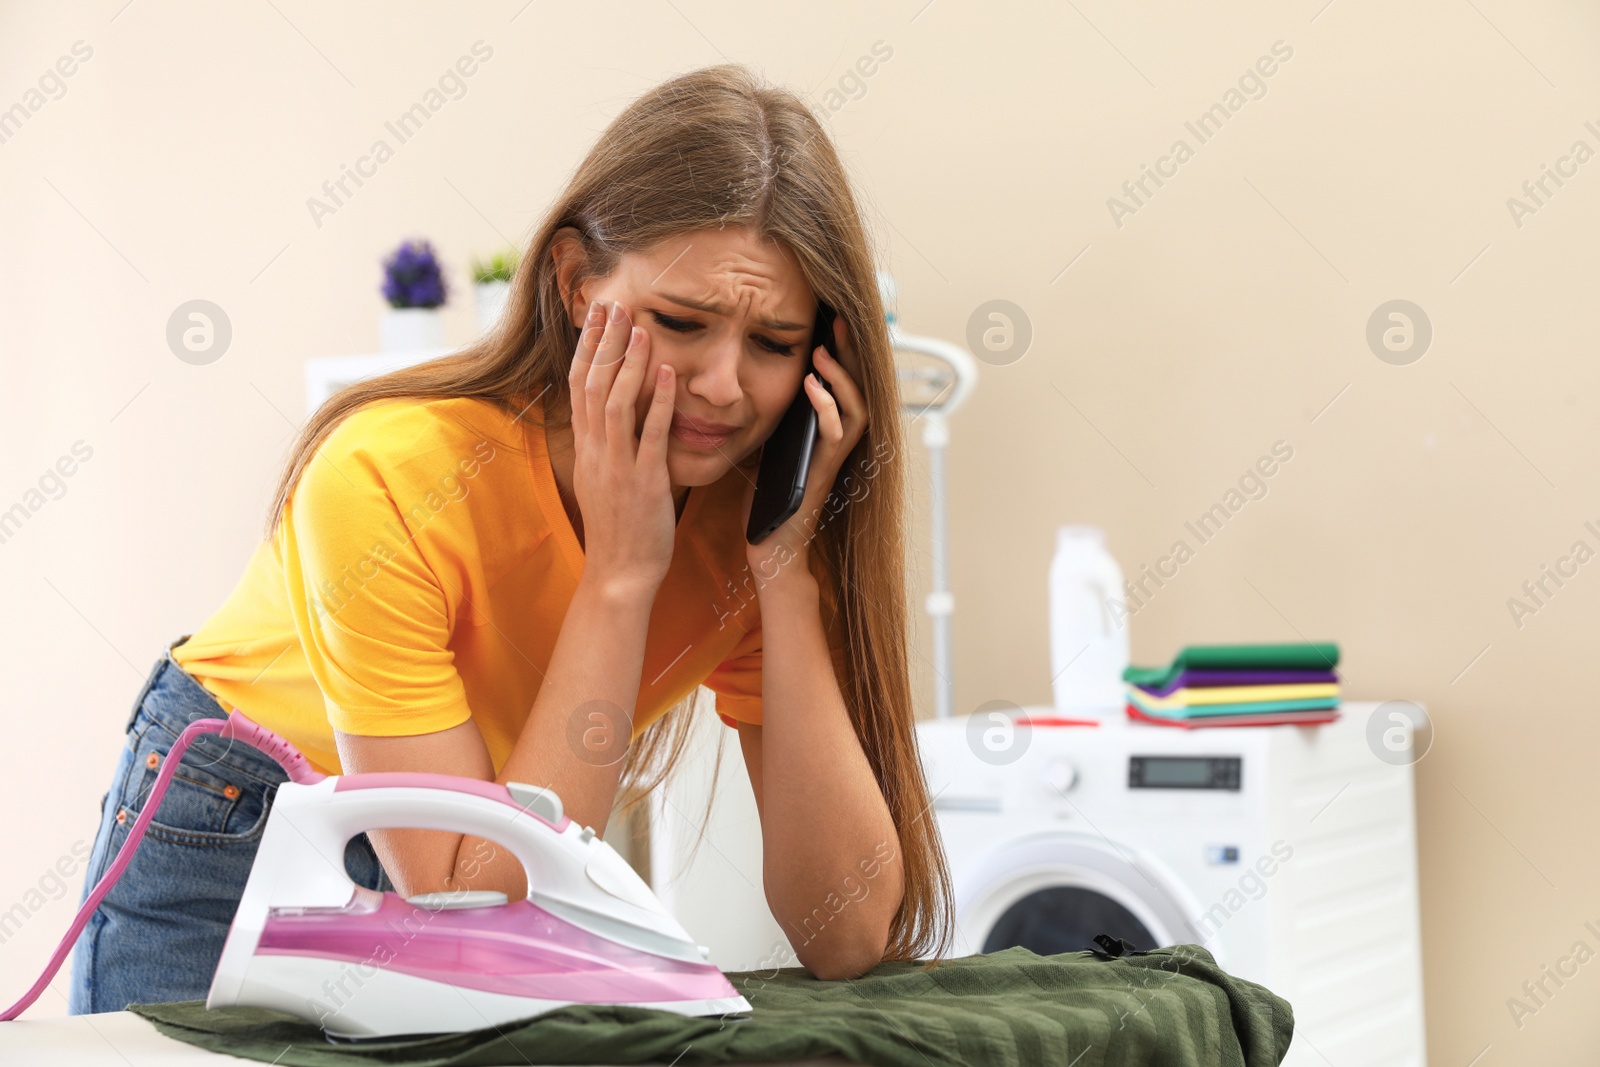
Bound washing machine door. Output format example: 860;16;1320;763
955;833;1200;958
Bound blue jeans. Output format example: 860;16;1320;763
67;634;395;1014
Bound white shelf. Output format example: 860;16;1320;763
302;348;451;413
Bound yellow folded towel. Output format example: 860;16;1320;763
1128;682;1340;712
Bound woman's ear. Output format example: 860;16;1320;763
549;227;589;326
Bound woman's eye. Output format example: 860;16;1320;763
649;312;797;356
651;312;698;334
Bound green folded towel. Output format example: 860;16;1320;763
127;944;1293;1066
1123;642;1340;691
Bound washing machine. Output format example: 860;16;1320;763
916;700;1428;1067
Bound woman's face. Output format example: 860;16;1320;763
569;226;816;487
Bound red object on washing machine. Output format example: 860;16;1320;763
1012;715;1101;727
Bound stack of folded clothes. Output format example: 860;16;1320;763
1123;641;1340;728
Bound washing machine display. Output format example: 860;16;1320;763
1128;755;1242;790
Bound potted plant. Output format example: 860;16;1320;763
379;239;448;353
470;246;519;335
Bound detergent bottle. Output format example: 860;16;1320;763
1049;525;1129;718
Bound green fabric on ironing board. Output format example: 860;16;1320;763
1123;642;1340;690
126;944;1294;1067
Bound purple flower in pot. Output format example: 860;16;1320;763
381;240;448;309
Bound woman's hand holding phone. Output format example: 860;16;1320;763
742;313;869;581
567;299;679;599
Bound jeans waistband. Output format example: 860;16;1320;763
129;634;288;783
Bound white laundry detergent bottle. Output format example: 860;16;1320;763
1048;525;1130;718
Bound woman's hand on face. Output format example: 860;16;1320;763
568;299;679;597
742;312;869;581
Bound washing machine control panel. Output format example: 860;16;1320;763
1042;758;1078;794
1128;755;1242;791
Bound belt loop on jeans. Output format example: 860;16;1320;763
164;633;193;666
122;633;194;736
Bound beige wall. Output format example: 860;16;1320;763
4;0;1598;1059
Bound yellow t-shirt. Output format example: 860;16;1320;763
173;395;832;776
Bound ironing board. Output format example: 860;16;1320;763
0;1010;848;1066
115;944;1292;1067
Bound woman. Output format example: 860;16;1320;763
68;62;953;1015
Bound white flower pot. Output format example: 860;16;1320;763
474;280;511;335
379;308;444;353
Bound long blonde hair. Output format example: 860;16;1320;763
263;62;953;963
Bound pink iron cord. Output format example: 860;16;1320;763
0;709;324;1021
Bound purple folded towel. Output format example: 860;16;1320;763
1135;668;1340;699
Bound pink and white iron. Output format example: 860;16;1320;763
3;709;752;1039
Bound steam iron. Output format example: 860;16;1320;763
210;715;753;1038
1;709;752;1039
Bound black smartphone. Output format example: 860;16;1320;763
746;301;839;545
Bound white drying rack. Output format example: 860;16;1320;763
882;272;979;721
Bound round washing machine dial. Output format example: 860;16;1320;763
1043;759;1078;795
